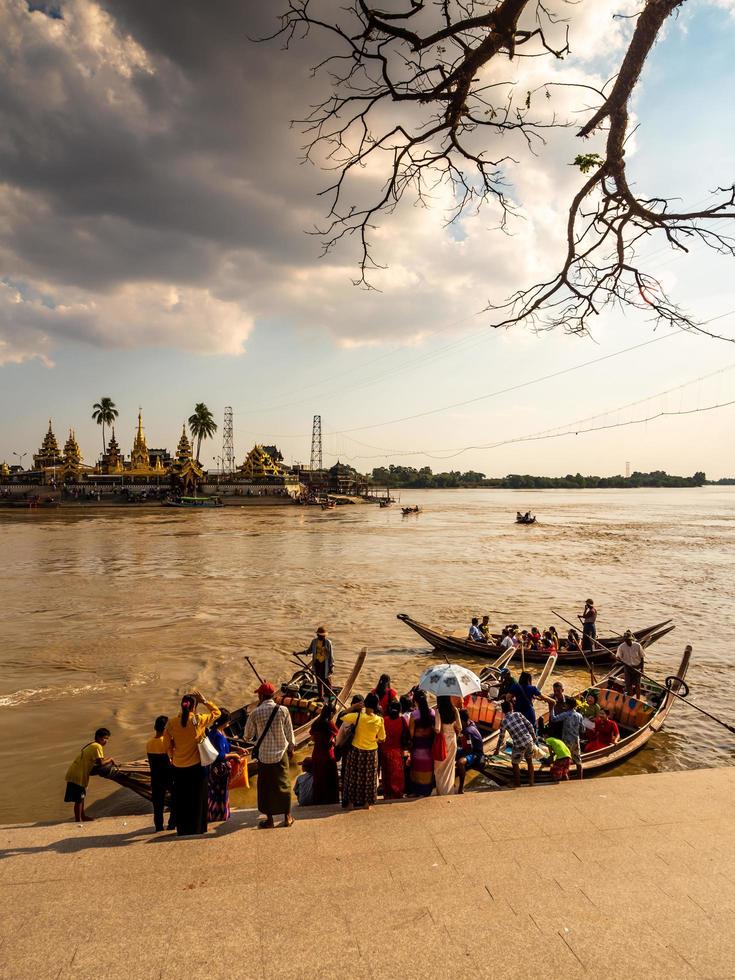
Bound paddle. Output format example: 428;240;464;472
244;655;265;685
621;651;735;735
291;650;348;710
550;609;598;685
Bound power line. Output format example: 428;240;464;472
327;361;735;461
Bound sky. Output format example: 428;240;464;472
1;0;734;478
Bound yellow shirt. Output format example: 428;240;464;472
65;742;104;788
146;735;168;755
341;711;386;751
163;701;220;768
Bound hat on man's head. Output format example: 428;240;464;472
255;681;276;697
316;625;327;635
623;629;633;638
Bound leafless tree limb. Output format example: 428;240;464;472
269;0;734;337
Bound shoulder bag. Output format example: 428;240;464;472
432;711;448;762
197;720;220;766
335;710;361;761
251;704;281;762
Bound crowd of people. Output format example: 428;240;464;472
467;600;600;654
62;617;647;834
468;617;564;654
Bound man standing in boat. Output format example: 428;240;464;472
302;626;334;699
579;599;597;653
615;630;645;700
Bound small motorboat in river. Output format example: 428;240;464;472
163;495;223;508
396;613;675;666
516;511;536;524
402;506;421;515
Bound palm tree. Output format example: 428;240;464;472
92;397;119;457
188;403;218;463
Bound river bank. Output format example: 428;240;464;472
2;486;734;825
2;766;734;979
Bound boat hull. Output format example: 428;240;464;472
481;647;691;784
396;613;674;665
103;648;366;803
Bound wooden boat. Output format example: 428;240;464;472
479;645;691;784
402;506;420;515
465;653;558;752
163;495;223;508
102;648;367;803
516;512;536;525
397;613;675;666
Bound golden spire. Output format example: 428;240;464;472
130;408;150;469
176;423;192;461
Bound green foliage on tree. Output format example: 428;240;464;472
369;466;707;489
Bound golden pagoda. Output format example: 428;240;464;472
101;428;123;474
0;461;9;478
61;429;83;482
130;410;150;471
238;444;283;480
33;420;62;470
170;423;204;491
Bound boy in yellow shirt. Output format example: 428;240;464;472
64;727;114;822
146;715;175;832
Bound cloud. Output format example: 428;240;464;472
0;0;669;365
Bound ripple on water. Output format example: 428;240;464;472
1;485;734;822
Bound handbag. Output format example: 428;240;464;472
252;705;281;762
335;710;361;761
432;715;448;762
197;734;219;766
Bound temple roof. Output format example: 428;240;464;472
238;444;283;478
39;420;60;455
106;427;120;454
63;429;81;461
176;424;192;461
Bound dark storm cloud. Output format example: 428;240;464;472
0;0;608;363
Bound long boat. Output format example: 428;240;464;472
472;645;691;785
396;612;675;665
102;648;367;803
163;495;223;508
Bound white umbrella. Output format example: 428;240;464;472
418;663;483;698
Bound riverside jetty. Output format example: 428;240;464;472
2;766;734;979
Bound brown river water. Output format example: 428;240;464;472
2;487;734;825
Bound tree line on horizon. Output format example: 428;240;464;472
368;465;725;489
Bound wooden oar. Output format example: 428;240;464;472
623;651;735;735
550;609;598;685
291;651;348;710
244;655;265;685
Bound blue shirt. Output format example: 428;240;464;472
552;709;585;744
462;722;484;756
208;729;230;761
508;682;542;725
468;625;484;642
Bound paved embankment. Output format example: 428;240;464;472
2;767;735;979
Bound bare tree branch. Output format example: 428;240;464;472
268;0;734;337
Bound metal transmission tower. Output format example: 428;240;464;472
310;414;323;471
222;406;235;474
